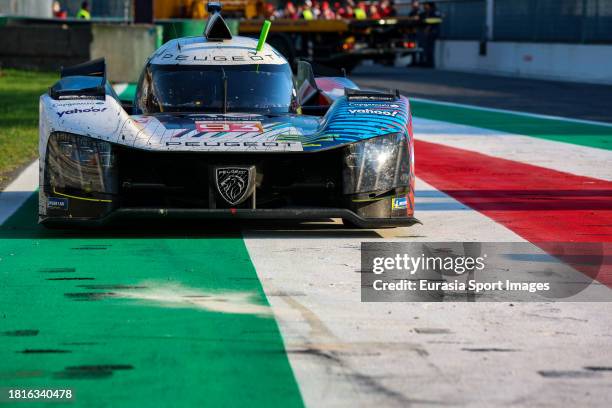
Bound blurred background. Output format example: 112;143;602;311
0;0;610;84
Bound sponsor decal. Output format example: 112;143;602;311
392;196;407;210
57;107;107;118
349;103;401;108
165;140;303;151
195;121;263;133
215;166;255;206
57;95;105;101
54;101;105;107
47;197;68;210
347;94;396;102
158;53;276;62
190;114;263;121
348;108;399;117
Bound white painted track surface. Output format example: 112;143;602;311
0;160;38;225
244;178;612;407
243;118;612;407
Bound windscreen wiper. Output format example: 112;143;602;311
220;67;228;114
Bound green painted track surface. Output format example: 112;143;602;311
411;100;612;151
0;195;303;407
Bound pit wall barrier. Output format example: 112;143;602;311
0;22;92;71
90;24;162;83
436;40;612;85
0;19;242;82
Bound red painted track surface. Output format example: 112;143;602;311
416;140;612;286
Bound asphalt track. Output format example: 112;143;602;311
1;69;612;407
352;66;612;123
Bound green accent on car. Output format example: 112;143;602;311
256;20;272;52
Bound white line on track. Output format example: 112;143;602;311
411;97;612;128
0;160;38;225
413;117;612;181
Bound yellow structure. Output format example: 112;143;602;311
154;0;261;19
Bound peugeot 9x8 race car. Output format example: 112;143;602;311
38;4;417;228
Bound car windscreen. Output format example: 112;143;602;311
147;64;294;114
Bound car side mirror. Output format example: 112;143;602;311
296;60;319;106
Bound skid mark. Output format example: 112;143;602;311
0;370;45;379
64;292;117;301
70;245;111;251
279;294;434;406
38;267;76;273
54;364;133;380
538;370;601;379
414;328;452;334
76;284;147;290
3;330;39;337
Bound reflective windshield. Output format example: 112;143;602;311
139;64;294;114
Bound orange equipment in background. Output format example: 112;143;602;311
154;0;261;19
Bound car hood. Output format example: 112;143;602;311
128;112;321;152
40;94;410;153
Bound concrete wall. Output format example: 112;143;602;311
0;24;91;70
90;24;161;83
436;40;612;85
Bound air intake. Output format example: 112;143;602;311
204;2;232;41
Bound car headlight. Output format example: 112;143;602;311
342;132;410;194
46;132;117;197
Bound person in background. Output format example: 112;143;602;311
369;3;381;19
408;0;421;18
52;1;67;19
380;0;395;17
354;2;367;19
263;2;276;18
344;0;356;18
420;1;441;67
311;0;322;19
284;1;299;19
76;1;91;19
302;0;315;19
321;1;335;19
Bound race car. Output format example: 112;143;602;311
38;3;416;228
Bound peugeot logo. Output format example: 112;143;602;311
214;166;255;206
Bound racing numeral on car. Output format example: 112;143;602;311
196;121;263;133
